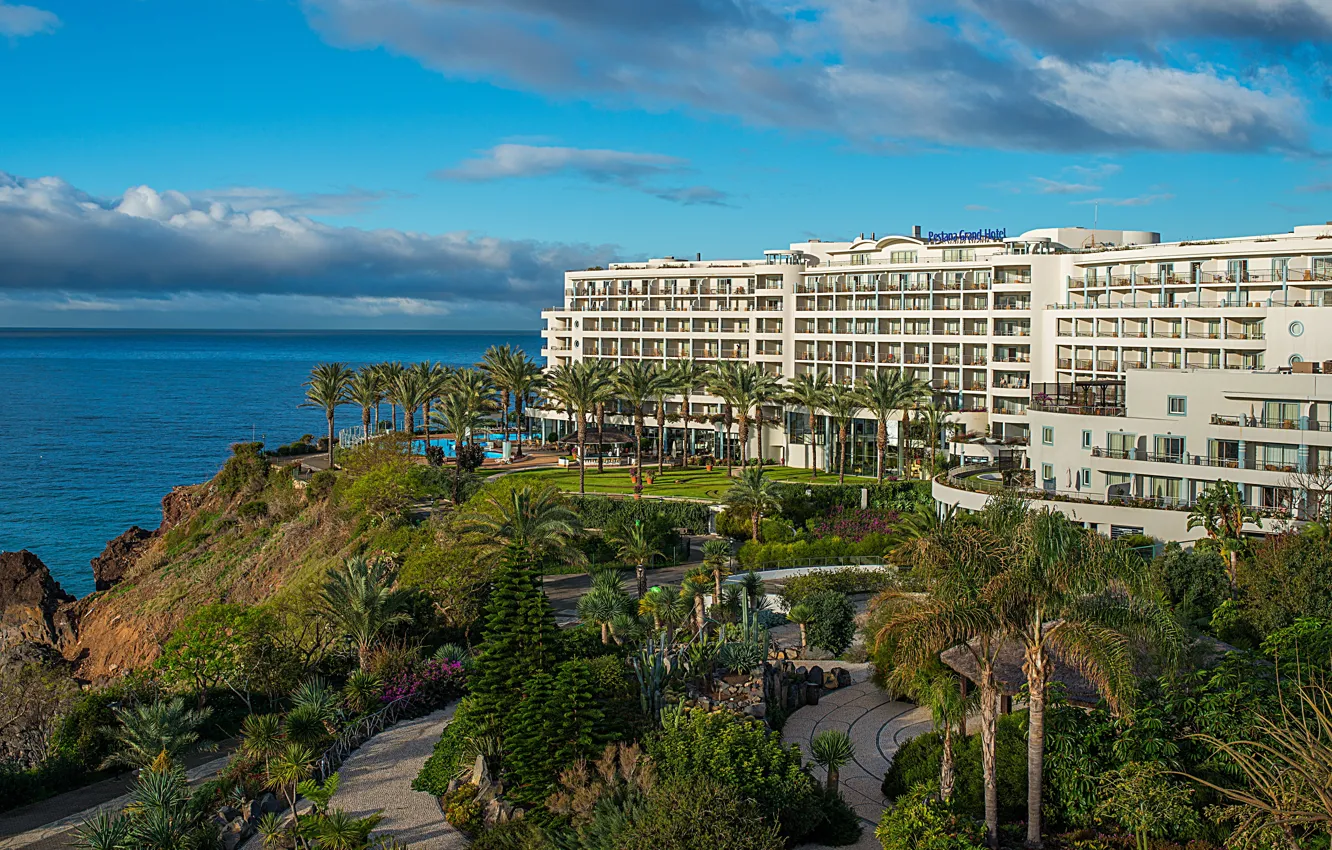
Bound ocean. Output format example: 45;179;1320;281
0;329;543;597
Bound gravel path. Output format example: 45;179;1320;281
328;705;466;849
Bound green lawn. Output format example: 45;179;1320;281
503;465;887;501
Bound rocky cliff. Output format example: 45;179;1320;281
0;550;75;650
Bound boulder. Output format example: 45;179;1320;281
835;667;853;688
159;486;200;531
90;526;153;591
744;703;767;720
806;683;821;705
823;671;839;690
806;665;823;686
0;551;75;652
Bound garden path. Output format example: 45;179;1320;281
327;704;466;849
783;674;933;850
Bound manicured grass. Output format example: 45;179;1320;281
504;465;889;500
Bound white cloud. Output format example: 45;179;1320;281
1032;177;1100;195
0;1;58;37
0;171;615;313
1073;193;1175;207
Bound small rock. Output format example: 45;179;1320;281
835;667;853;688
823;671;839;689
806;665;823;686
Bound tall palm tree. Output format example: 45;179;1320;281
376;361;406;430
1186;480;1257;581
390;369;428;443
672;359;711;458
891;662;976;802
589;359;618;475
702;538;733;607
480;344;519;442
414;361;450;451
610;522;663;598
100;698;211;770
509;353;544;457
682;567;711;633
919;400;956;478
346;368;382;442
301;362;354;468
459;482;584;565
724;466;781;543
871;508;1012;847
786;372;832;479
993;508;1183;849
431;389;490;449
653;374;675;477
823;384;864;484
707;362;743;471
858;370;929;483
613;361;669;495
319;555;414;670
545;363;597;493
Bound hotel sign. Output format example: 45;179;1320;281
926;228;1006;244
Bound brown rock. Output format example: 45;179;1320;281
90;526;153;591
0;551;75;651
159;486;200;530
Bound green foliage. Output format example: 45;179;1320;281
307;470;337;501
649;707;822;843
740;534;896;570
1260;617;1332;671
413;702;480;797
1238;527;1332;637
804;590;857;656
343;460;423;525
236;500;269;521
100;698;211;770
1093;762;1199;850
566;495;710;536
882;713;1030;824
715;509;754;539
73;766;220;850
504;659;611;803
612;778;785;850
875;784;987;850
1154;543;1229;631
440;783;484;835
157;604;268;700
778;567;898;607
772;480;930;528
217;442;271;497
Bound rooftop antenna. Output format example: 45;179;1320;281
1093;202;1098;231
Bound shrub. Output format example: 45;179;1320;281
810;506;900;542
217;442;270;496
1239;528;1332;637
614;777;784;850
566;496;710;536
739;534;897;571
236;500;268;521
413;703;481;797
716;509;754;540
381;659;467;709
875;784;987;850
808;786;864;846
778;567;898;607
344;462;423;525
425;445;447;467
773;481;930;528
804;590;857;656
440;783;484;835
1154;543;1229;631
882;713;1029;824
456;442;488;473
307;470;337;501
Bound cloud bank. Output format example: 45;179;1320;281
0;1;57;37
0;172;614;320
303;0;1312;153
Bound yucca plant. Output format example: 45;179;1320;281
342;670;382;716
72;810;130;850
291;677;341;723
786;603;814;648
810;729;855;794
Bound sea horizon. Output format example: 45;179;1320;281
0;328;544;597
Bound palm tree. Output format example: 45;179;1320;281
707;362;742;471
319;555;414;670
701;538;733;607
240;713;283;776
267;742;316;817
578;569;635;643
589;359;618;475
810;729;855;794
391;368;429;444
787;603;813;648
724;466;781;543
346;367;383;442
786;372;831;479
610;522;663;598
101;698;212;770
891;663;976;802
871;504;1014;847
509;353;544;457
613;361;669;494
638;585;688;634
377;361;406;430
544;364;597;493
653;373;676;476
919;400;956;477
682;567;712;633
993;508;1183;849
748;368;784;466
823;384;864;484
858;370;929;483
672;359;711;458
414;360;450;451
480;344;519;442
302;362;354;468
460;482;584;565
1186;480;1257;582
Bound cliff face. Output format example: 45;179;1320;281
0;460;357;683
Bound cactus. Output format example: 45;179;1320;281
632;632;674;722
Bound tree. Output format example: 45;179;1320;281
639;585;689;634
460;482;584;566
413;360;450;451
1094;762;1198;850
994;508;1182;848
701;538;733;610
890;663;975;801
545;363;598;493
919;401;957;476
392;368;430;443
786;372;831;479
610;522;663;598
301;362;354;468
671;359;711;458
101;698;211;770
787;603;813;648
158;604;262;708
1187;480;1259;582
268;742;316;817
578;569;636;643
724;466;781;543
805;590;856;656
480;343;520;443
589;359;618;475
319;555;414;670
507;352;544;456
376;361;406;430
858;370;929;483
682;568;711;633
810;729;855;793
346;367;383;440
823;385;864;484
614;361;670;494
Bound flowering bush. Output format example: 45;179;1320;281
382;659;467;709
809;507;898;542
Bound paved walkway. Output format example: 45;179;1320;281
327;706;466;849
784;677;932;850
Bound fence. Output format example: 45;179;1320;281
313;695;415;783
741;555;888;574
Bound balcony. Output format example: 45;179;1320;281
1211;413;1332;432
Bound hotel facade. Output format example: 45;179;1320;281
539;222;1332;542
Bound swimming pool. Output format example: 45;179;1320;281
411;434;507;459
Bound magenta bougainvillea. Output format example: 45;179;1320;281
809;507;898;542
382;659;467;707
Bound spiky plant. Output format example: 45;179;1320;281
100;698;211;770
320;555;413;670
810;729;855;794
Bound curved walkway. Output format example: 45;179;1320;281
783;678;932;850
328;704;466;849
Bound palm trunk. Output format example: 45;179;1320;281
636;564;647;599
738;414;750;466
373;402;379;434
501;390;511;442
798;623;806;647
838;424;847;484
809;411;818;479
423;400;432;449
877;417;887;483
516;394;527;457
634;412;645;494
980;674;1000;848
326;411;336;468
1025;646;1048;849
826;765;840;794
695;593;705;633
600;622;609;644
724;406;733;473
657;397;666;476
597;403;606;474
941;723;955;801
362;406;372;440
898;411;908;478
578;411;588;495
756;405;765;467
752;510;760;542
714;569;722;608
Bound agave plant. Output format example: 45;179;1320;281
632;632;677;723
342;670;382;716
432;643;472;667
72;810;131;850
811;729;855;793
717;641;765;675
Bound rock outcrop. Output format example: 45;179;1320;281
90;526;153;591
0;550;75;652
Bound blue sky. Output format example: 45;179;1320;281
1;0;1331;329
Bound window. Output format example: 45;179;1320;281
1042;426;1054;445
1142;476;1183;504
1108;432;1134;459
1110;525;1144;539
1290;321;1304;337
1080;468;1092;487
1264;401;1300;425
1154;436;1185;461
1041;463;1054;481
943;248;976;262
1167;396;1187;416
890;251;917;264
1082;429;1092;449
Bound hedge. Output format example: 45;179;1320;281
567;495;711;535
739;536;896;571
773;481;930;527
777;567;900;607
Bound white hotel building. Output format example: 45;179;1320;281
539;222;1332;542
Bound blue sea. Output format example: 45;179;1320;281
0;329;543;597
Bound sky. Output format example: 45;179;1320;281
2;0;1332;330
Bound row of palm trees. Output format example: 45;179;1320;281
305;351;962;484
873;495;1182;849
301;345;543;467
